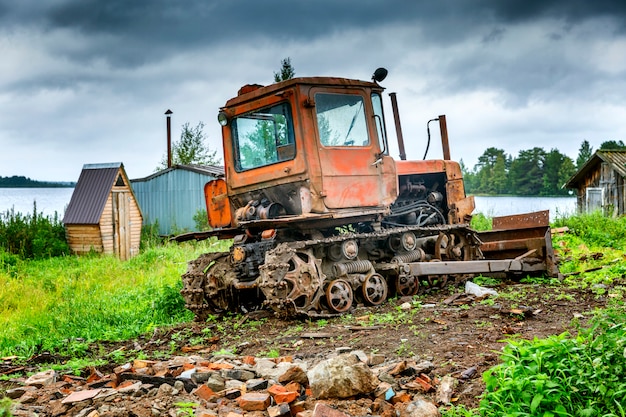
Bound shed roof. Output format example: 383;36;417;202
565;150;626;188
131;164;224;183
63;162;125;225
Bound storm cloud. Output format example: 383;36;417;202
1;0;625;181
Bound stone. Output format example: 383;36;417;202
268;402;292;417
246;378;269;391
61;389;102;404
278;365;309;385
307;353;379;399
205;373;226;392
222;369;256;381
24;369;57;387
236;392;271;411
398;398;439;417
436;375;456;404
5;386;37;399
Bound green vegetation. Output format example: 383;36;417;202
439;212;626;417
463;139;626;196
480;309;626;417
0;204;69;259
0;238;229;358
0;175;74;188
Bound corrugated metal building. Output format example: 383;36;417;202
565;150;626;216
131;164;224;235
63;163;143;260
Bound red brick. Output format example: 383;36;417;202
268;384;287;396
312;403;350;417
391;391;411;404
274;391;299;404
192;384;216;401
236;392;271;411
284;381;302;394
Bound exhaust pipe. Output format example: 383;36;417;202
389;92;406;161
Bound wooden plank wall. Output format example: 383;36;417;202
65;225;103;254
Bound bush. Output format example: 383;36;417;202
480;308;626;416
0;203;69;259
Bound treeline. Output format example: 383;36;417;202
462;140;626;196
0;175;75;188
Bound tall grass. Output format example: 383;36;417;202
0;203;69;259
0;238;230;357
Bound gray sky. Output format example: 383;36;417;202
1;0;625;181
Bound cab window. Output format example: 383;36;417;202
315;93;370;147
232;102;295;171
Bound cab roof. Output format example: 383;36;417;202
223;76;385;109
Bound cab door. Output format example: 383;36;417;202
313;89;395;209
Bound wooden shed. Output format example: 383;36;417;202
564;150;626;216
131;164;224;235
63;163;143;260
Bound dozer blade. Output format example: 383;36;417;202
477;210;559;277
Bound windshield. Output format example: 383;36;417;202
315;93;370;147
232;102;295;171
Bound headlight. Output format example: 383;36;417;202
217;111;229;126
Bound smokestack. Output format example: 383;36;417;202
165;109;173;168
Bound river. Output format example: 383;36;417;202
0;188;577;221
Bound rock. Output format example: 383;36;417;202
5;385;37;399
398;398;439;417
307;353;379;399
413;360;435;374
436;375;456;404
222;369;256;381
278;365;309;385
24;369;57;387
246;378;269;391
267;402;291;417
205;373;226;392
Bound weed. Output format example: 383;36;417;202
174;401;198;417
0;397;12;417
264;348;280;358
480;308;626;416
316;319;329;328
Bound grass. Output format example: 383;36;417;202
0;238;230;358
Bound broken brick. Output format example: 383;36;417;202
192;384;216;401
274;391;299;404
236;392;271;411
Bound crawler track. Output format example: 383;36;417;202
181;224;482;320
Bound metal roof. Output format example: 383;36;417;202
565;150;626;188
131;164;224;183
63;163;123;225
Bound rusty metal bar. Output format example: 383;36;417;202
389;93;406;161
438;114;450;160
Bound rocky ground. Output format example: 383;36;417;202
1;278;605;417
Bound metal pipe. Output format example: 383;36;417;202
165;109;173;168
389;93;406;161
438;114;451;160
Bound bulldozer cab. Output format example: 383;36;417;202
212;77;398;229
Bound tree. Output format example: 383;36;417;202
599;140;626;150
542;149;575;195
473;148;509;194
509;147;546;195
576;140;593;169
274;57;295;82
158;121;221;170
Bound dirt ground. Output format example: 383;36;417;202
1;277;605;414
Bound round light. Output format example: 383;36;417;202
217;111;229;126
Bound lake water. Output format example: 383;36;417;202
0;188;577;221
0;188;75;217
